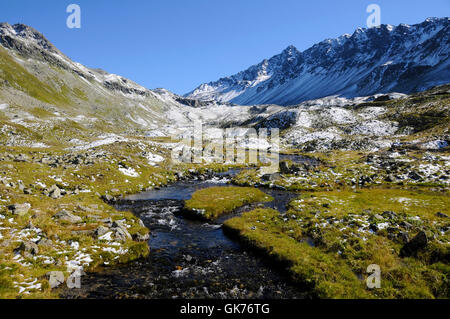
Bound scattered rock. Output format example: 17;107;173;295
279;161;293;174
382;211;397;219
14;241;39;258
270;184;286;190
436;212;449;219
54;210;82;224
408;171;422;181
48;185;62;199
14;154;30;162
112;221;132;242
17;181;25;191
8;203;31;216
397;232;410;244
76;205;97;213
114;227;132;242
175;171;184;180
132;232;150;242
400;231;428;257
261;173;281;182
94;225;110;238
100;217;113;227
101;194;114;202
399;221;413;230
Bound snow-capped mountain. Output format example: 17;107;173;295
186;17;450;106
0;21;448;154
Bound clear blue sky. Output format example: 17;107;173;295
1;0;449;94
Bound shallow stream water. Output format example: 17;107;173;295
62;159;314;299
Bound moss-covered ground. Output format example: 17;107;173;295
184;186;273;220
224;188;449;299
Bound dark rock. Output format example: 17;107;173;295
397;231;410;244
359;175;373;186
387;227;397;234
399;221;413;230
132;232;150;242
408;171;422;181
400;231;428;257
279;161;295;174
382;211;397;219
436;212;449;219
261;173;281;182
270;184;286;190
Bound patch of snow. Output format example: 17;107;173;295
68;134;128;151
99;232;113;241
145;153;164;166
119;166;139;177
421;140;448;150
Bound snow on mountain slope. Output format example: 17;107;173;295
186;18;450;106
0;22;230;140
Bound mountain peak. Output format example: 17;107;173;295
279;45;300;61
186;17;450;105
282;45;298;53
0;22;59;54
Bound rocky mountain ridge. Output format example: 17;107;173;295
187;17;450;106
